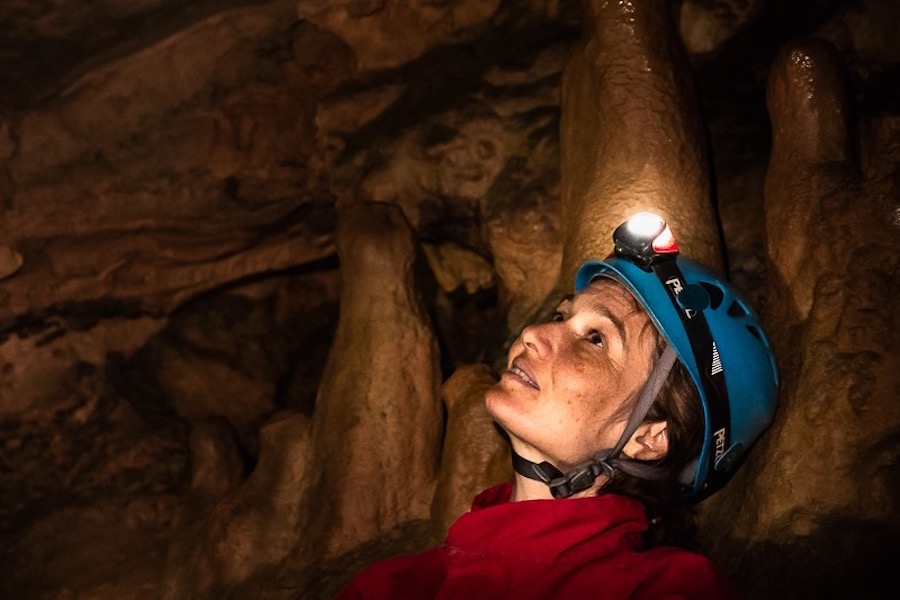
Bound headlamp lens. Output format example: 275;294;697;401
613;211;679;270
626;212;665;238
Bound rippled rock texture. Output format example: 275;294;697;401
0;0;897;598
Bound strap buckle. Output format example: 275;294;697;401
548;461;614;499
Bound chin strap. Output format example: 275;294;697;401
512;345;679;499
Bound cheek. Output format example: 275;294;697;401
556;365;632;428
622;351;655;395
558;358;611;405
554;375;610;430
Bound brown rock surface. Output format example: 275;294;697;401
297;0;505;72
162;411;313;598
431;364;510;535
560;0;721;285
0;0;337;327
698;38;900;597
678;0;762;55
310;201;442;558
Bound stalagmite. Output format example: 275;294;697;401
764;40;857;318
699;38;900;597
430;364;510;536
187;417;246;498
311;201;442;558
162;411;315;598
559;0;720;284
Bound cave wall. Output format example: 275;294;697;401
0;0;897;598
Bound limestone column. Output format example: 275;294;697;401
700;39;900;597
560;0;720;284
764;39;856;318
430;364;510;536
311;201;442;558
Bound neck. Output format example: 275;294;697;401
508;437;611;501
510;463;611;502
510;471;555;501
511;472;610;501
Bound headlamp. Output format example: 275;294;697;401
613;212;679;270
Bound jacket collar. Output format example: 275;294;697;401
445;483;649;563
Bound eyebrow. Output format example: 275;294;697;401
561;294;628;344
598;306;627;344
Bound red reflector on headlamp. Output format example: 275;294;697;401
614;212;680;270
651;225;679;254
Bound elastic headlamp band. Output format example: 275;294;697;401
617;213;732;494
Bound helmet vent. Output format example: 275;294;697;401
727;300;748;318
746;324;762;342
699;282;725;309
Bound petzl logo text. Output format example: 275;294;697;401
713;427;727;460
665;277;684;295
665;277;695;319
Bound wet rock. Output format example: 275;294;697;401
699;38;900;597
678;0;761;55
765;39;856;318
560;0;721;285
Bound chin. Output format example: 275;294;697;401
483;383;529;441
483;384;504;419
485;384;521;428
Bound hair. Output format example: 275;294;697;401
599;293;705;550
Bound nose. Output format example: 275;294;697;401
520;322;554;356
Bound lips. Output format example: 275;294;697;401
508;358;539;390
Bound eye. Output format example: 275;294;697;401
551;311;565;322
585;330;604;347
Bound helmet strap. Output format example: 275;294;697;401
511;345;678;498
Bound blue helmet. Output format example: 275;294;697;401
575;213;779;499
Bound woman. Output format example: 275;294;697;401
337;213;779;599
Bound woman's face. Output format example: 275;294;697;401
485;279;659;469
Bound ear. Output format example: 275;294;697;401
623;420;669;461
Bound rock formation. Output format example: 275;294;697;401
699;36;900;598
560;0;721;284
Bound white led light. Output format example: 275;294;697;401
625;212;665;238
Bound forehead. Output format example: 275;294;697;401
570;278;643;316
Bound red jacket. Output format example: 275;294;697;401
336;483;734;599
